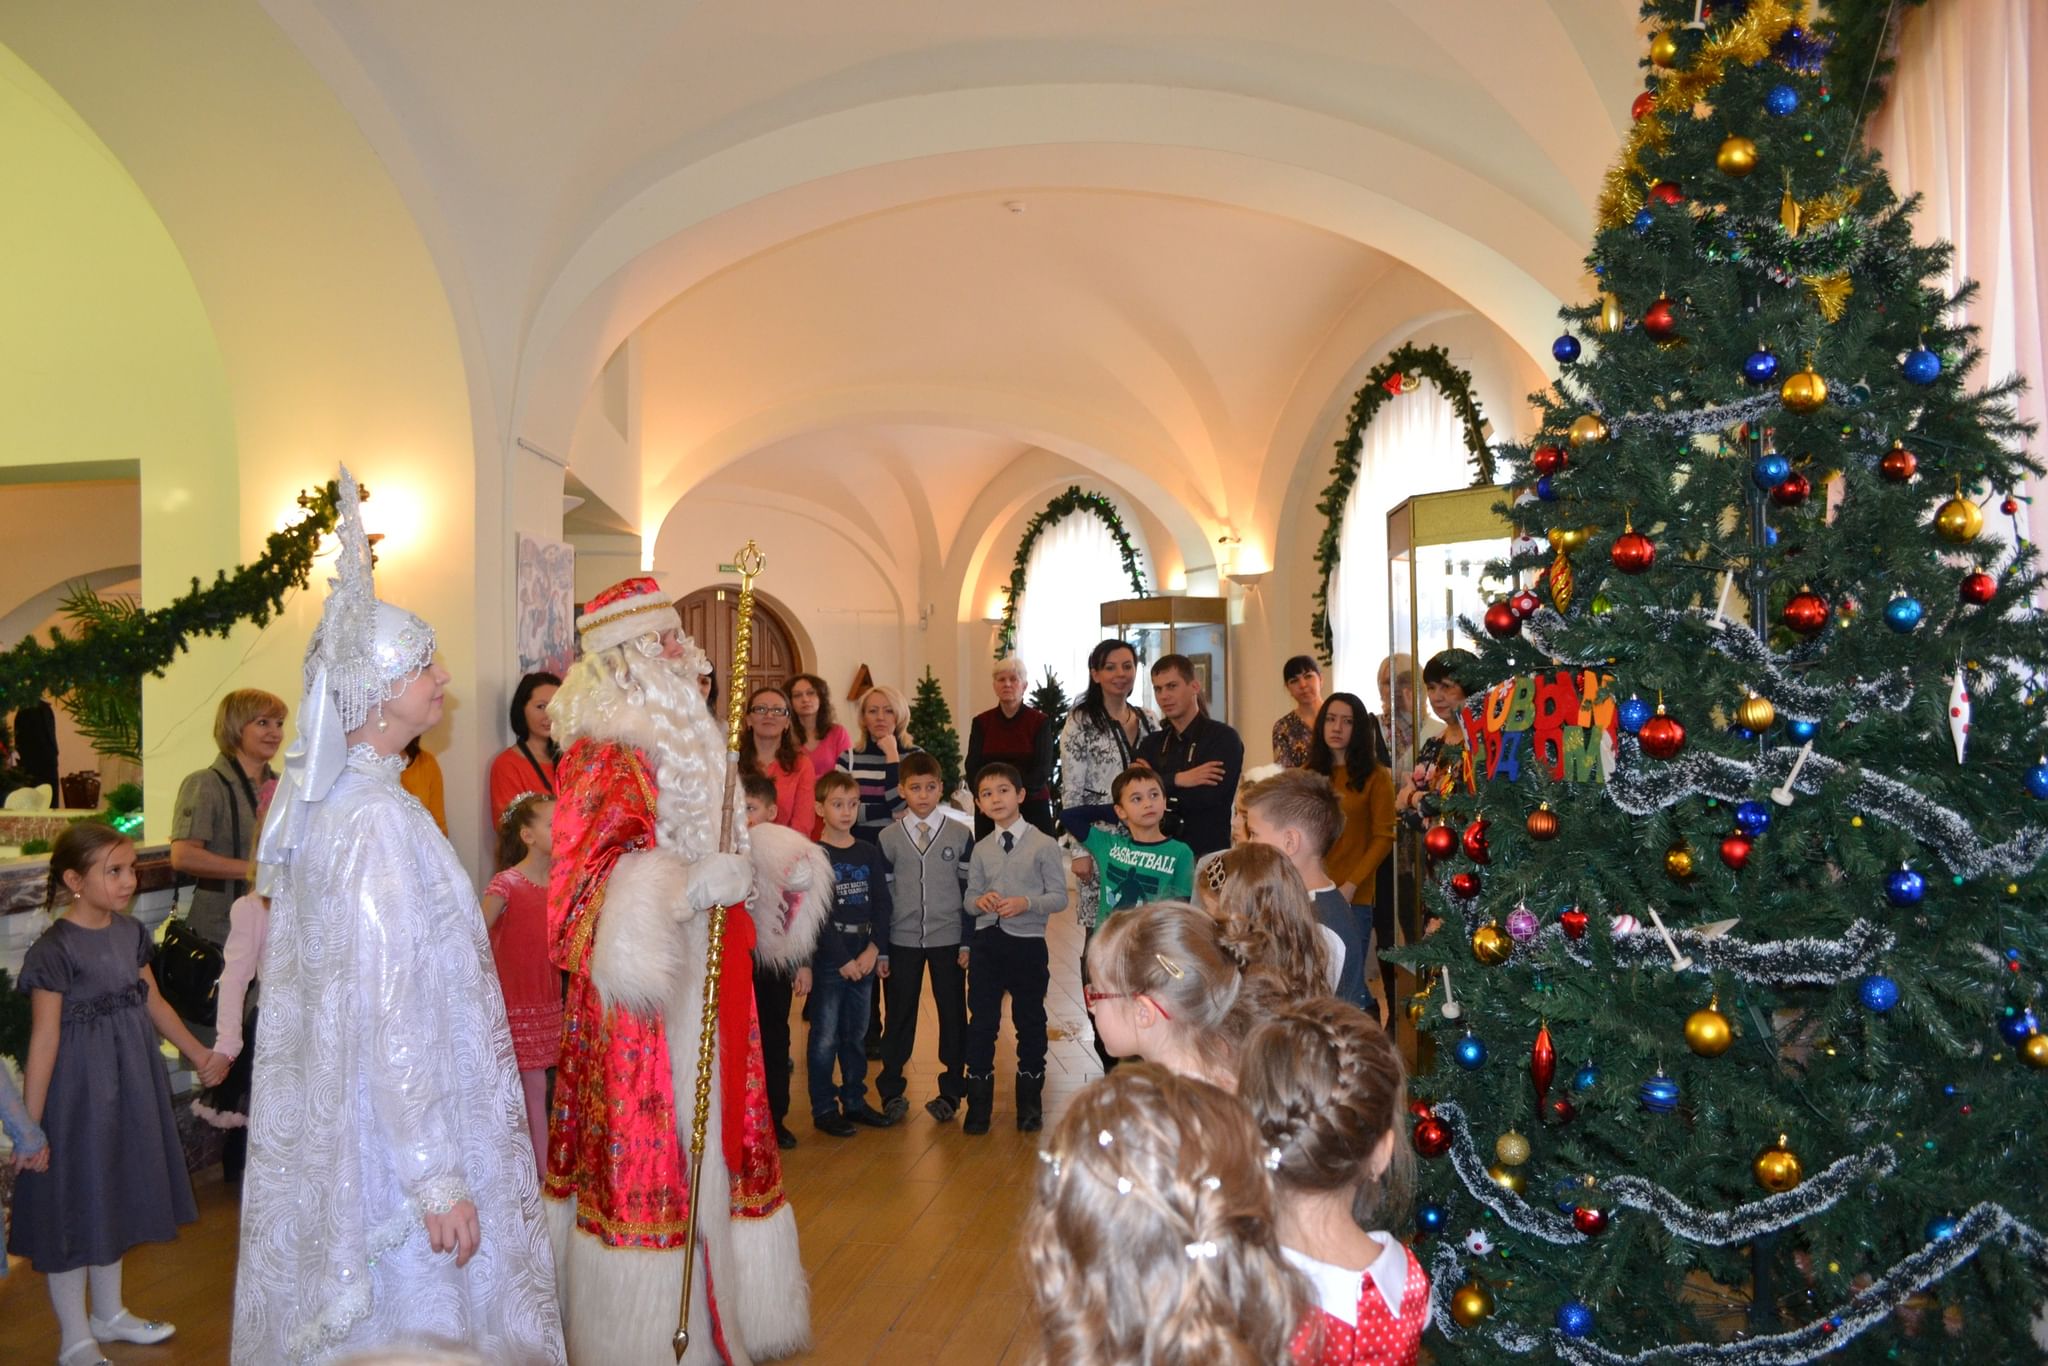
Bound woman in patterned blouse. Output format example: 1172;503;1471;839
1271;654;1324;767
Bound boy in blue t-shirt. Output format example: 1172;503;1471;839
809;769;899;1136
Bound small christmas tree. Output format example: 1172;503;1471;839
1031;667;1070;808
910;667;963;795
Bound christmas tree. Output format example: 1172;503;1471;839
910;666;964;796
1031;667;1070;808
1398;2;2048;1360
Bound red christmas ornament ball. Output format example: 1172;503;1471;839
1424;824;1458;861
1771;472;1813;507
1559;907;1589;940
1450;871;1483;900
1413;1116;1452;1158
1642;297;1680;341
1484;600;1522;639
1648;181;1684;206
1461;818;1491;865
1960;571;1997;606
1509;589;1542;619
1782;589;1830;636
1547;1096;1579;1126
1879;444;1918;483
2003;496;2021;516
1531;444;1567;476
1638;711;1687;760
1631;90;1656;121
1611;529;1656;574
1572;1205;1611;1236
1719;833;1754;870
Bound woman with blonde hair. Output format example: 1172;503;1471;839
1024;1064;1311;1366
838;683;919;844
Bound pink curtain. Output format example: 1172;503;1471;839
1868;0;2048;540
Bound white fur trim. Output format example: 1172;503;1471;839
727;1203;811;1357
746;823;833;971
191;1098;247;1130
550;1203;693;1365
591;851;691;1017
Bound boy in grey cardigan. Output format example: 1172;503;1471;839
875;753;976;1124
961;763;1070;1135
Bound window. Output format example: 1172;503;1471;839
1015;501;1134;706
1326;386;1471;696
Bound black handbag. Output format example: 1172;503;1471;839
156;915;225;1022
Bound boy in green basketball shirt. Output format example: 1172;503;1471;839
1067;766;1194;1069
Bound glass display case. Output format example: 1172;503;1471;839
1386;485;1516;1045
1099;595;1229;721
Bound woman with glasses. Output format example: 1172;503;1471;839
738;684;818;838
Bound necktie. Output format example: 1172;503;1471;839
1002;831;1015;854
914;821;933;853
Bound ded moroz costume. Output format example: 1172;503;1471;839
544;575;814;1365
232;468;562;1364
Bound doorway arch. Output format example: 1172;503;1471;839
675;584;807;702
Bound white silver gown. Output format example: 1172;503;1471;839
232;746;564;1364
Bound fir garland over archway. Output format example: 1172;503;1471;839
996;486;1148;659
1309;343;1496;661
0;482;343;716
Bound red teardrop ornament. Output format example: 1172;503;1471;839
1531;1023;1557;1101
1559;907;1589;940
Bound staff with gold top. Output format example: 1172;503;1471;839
541;559;812;1366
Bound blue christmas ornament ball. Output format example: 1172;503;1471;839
1753;453;1792;488
1552;1177;1580;1214
1764;526;1780;547
1927;1216;1959;1242
1743;349;1780;385
1734;800;1772;837
1886;867;1927;907
1788;717;1819;741
1556;1301;1596;1339
1859;975;1901;1013
1884;596;1925;632
1573;1062;1599;1092
1536;475;1558;501
1453;1034;1489;1070
1903;346;1943;385
1765;83;1801;116
1632;208;1655;236
1618;695;1653;733
1553;334;1582;364
2025;762;2048;799
1997;1007;2038;1046
1416;1202;1448;1236
1640;1073;1680;1113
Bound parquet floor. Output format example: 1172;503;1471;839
0;913;1107;1364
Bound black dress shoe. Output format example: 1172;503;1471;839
882;1096;910;1124
845;1104;899;1129
775;1122;799;1150
814;1113;857;1138
925;1095;958;1123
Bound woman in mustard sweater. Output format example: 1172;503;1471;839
1307;692;1395;1019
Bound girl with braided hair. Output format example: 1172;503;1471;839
1023;1063;1312;1366
1237;998;1424;1365
1194;842;1338;1001
1081;901;1267;1086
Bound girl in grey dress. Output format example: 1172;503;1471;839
10;822;229;1366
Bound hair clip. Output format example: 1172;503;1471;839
1202;860;1229;892
1184;1240;1220;1261
1201;1175;1222;1192
1097;1129;1115;1148
1154;954;1185;980
499;792;543;827
1115;1177;1133;1196
1037;1149;1062;1177
1264;1146;1283;1171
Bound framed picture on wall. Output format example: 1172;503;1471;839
1190;653;1212;698
516;534;578;676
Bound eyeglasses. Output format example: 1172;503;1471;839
1083;989;1170;1019
748;705;789;717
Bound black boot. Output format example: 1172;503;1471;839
1015;1071;1044;1133
962;1073;995;1136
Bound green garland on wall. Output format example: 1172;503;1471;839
996;486;1148;660
1309;344;1495;662
0;482;343;717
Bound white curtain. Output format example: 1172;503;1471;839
1327;387;1472;697
1869;0;2047;543
1016;506;1132;707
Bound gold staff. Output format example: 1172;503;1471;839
675;539;765;1359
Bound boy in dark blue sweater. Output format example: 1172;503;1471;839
809;769;899;1136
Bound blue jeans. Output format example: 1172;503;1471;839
806;968;874;1119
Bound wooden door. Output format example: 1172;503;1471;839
675;585;800;701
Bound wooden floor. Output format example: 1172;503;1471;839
0;913;1106;1364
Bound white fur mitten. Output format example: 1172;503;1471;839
684;851;753;914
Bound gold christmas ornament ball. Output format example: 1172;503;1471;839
1472;925;1513;966
1779;367;1829;414
1736;693;1777;732
1649;29;1680;67
1685;1005;1734;1057
1548;525;1592;553
1934;496;1985;544
1597;291;1625;334
1569;413;1610;448
1753;1137;1804;1193
2024;1032;2048;1069
1665;846;1696;880
1716;134;1760;177
1450;1279;1497;1328
1495;1131;1532;1167
1487;1162;1529;1196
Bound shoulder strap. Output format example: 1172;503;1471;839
212;768;247;901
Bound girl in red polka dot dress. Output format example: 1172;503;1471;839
1239;998;1426;1366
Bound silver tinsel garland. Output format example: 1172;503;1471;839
1479;916;1900;985
1597;392;1788;438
